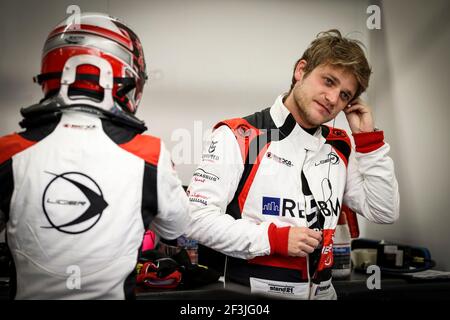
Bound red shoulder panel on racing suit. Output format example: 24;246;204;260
0;133;36;165
119;134;161;166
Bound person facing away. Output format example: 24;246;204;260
0;12;190;299
185;29;399;300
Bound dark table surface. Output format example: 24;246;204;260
2;272;450;300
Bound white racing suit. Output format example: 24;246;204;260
186;95;399;299
0;110;190;299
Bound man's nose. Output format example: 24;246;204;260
325;88;340;106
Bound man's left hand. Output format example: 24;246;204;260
343;98;375;133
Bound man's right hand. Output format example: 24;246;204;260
287;227;322;257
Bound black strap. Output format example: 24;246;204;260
33;72;62;84
34;72;135;86
116;80;136;97
20;98;147;133
34;72;137;101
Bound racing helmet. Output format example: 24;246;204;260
34;12;147;116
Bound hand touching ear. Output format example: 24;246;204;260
343;98;375;133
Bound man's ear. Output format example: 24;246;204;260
294;60;307;82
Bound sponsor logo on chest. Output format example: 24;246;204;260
261;196;341;218
266;152;294;167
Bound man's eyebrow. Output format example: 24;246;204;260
327;73;354;98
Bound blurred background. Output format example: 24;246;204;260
0;0;449;270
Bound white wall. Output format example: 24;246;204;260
361;0;450;270
0;0;368;182
1;0;449;270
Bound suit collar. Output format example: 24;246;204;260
270;94;326;151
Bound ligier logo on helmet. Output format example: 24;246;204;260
42;172;108;234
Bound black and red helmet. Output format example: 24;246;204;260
35;12;147;115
